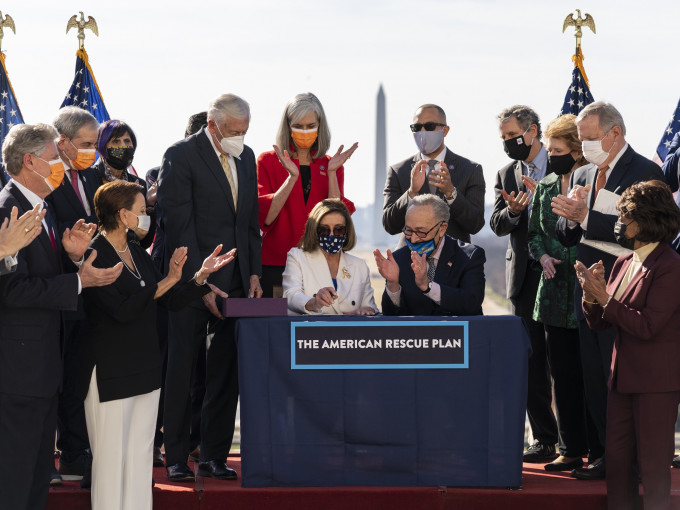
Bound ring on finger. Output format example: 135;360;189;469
174;260;180;266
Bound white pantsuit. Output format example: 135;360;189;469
84;367;160;510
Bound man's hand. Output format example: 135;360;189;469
62;219;97;261
521;175;537;194
0;204;45;258
551;194;588;223
568;184;591;202
374;248;400;292
78;250;123;288
411;251;429;291
248;274;263;298
501;189;530;215
428;161;455;197
408;160;427;198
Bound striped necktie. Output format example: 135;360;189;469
427;258;436;282
219;154;237;211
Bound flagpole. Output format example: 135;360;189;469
560;9;596;116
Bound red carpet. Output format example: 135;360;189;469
46;456;680;510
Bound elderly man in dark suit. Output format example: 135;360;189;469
158;94;262;483
490;105;559;465
382;104;485;245
0;123;121;510
553;101;663;480
375;194;485;316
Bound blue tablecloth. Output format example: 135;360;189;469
236;315;530;488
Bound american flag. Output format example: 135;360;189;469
0;52;23;185
655;98;680;163
560;50;594;116
60;49;110;123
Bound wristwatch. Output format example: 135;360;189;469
422;281;433;294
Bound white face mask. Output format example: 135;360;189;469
581;133;611;167
135;214;151;233
214;122;244;158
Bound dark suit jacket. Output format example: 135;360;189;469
46;167;99;234
583;243;680;393
381;235;485;316
382;148;485;244
0;182;79;398
157;130;261;294
556;145;663;319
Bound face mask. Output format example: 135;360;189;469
613;221;635;250
67;141;96;170
135;214;151;232
214;122;244;158
413;130;444;155
405;238;437;258
503;128;532;161
582;134;611;167
291;128;318;150
106;146;135;171
548;153;576;175
318;234;345;254
33;157;66;191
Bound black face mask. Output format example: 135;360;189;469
614;221;635;250
106;146;135;171
548;153;576;175
503;134;532;161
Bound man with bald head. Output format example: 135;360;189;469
382;104;485;245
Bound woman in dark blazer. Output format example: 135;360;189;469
81;180;233;510
527;114;590;471
257;92;357;297
576;180;680;510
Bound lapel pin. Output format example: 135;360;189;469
342;267;351;279
447;261;453;267
320;165;325;171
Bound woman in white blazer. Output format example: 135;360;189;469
283;199;377;315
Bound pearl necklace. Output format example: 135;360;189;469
101;231;145;287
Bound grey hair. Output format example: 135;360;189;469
407;193;450;223
2;123;59;176
497;105;542;139
276;92;330;158
576;101;627;137
208;94;250;124
53;106;99;139
415;104;447;124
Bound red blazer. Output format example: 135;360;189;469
583;243;680;394
256;150;355;266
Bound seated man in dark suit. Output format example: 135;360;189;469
375;194;485;316
382;104;485;246
0;123;121;510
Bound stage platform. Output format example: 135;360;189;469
45;455;680;510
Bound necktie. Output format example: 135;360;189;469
68;169;86;209
219;154;237;211
427;258;436;282
426;159;438;195
526;162;537;180
43;202;56;251
593;167;608;203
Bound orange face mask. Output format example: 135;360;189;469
67;141;96;170
291;128;318;150
33;157;66;191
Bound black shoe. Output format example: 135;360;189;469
50;468;63;487
166;463;195;482
544;456;583;471
153;447;164;468
523;442;558;463
197;460;238;480
80;470;91;489
673;456;680;469
571;459;606;480
58;451;92;479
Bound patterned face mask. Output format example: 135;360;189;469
318;234;345;254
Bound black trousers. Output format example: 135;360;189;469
0;392;57;510
511;262;558;446
544;325;587;457
163;288;242;466
56;319;90;461
260;265;284;298
578;319;615;460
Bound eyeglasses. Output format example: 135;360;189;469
317;225;347;236
410;122;446;133
402;221;442;240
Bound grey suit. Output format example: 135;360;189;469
382;148;485;244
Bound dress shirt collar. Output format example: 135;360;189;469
522;144;548;181
421;146;447;163
632;241;658;264
606;142;629;173
11;178;45;210
204;126;241;160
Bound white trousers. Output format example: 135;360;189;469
84;367;160;510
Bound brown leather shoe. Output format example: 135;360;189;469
188;445;200;463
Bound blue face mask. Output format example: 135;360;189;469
405;238;436;258
319;234;345;254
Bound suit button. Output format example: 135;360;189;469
352;301;355;306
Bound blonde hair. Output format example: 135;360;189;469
544;114;581;152
298;199;356;252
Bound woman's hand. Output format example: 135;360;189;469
168;247;188;281
196;245;235;284
344;306;376;316
539;254;562;280
327;142;358;173
273;144;299;179
575;260;609;304
305;286;337;312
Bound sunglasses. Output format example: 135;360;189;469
317;225;347;236
410;122;446;133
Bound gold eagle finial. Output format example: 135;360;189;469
0;12;16;52
562;9;596;52
66;11;99;50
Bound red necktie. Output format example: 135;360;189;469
593;167;608;203
69;169;86;209
43;202;56;251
